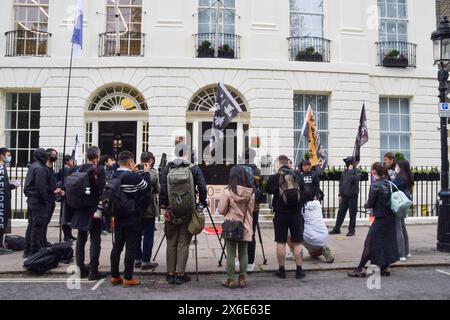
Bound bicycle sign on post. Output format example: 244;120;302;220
439;102;450;118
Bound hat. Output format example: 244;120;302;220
343;156;355;165
63;154;72;162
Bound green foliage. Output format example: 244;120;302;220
387;49;400;58
201;40;211;49
395;152;405;161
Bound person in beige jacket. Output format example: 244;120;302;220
218;165;255;289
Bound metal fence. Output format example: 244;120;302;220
375;41;417;68
5;30;51;57
6;165;441;220
193;33;241;59
98;31;145;57
287;36;331;62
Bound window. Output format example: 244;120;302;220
378;0;408;42
293;94;328;166
89;85;148;111
84;122;93;154
12;0;50;56
290;0;324;37
4;93;41;167
142;121;149;152
104;0;143;56
379;98;410;161
198;0;236;34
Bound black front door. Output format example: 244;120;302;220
99;122;137;160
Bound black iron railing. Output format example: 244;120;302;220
99;31;145;57
194;33;241;59
376;41;417;68
288;36;331;62
5;30;51;57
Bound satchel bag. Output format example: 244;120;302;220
222;192;252;241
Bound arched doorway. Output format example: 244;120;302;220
186;84;250;184
85;84;149;159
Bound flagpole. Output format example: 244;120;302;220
59;44;74;243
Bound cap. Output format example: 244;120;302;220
343;156;355;165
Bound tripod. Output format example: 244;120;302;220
152;204;226;274
218;220;268;267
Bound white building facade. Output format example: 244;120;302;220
0;0;441;173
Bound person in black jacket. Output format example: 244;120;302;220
330;156;361;237
110;151;151;288
266;155;305;280
70;146;107;281
24;148;55;257
298;159;321;202
41;148;59;248
56;155;77;242
348;162;399;277
0;147;19;255
160;143;207;285
392;159;414;261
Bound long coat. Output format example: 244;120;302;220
218;186;255;242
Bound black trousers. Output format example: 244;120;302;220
25;207;48;254
248;210;259;265
76;219;102;273
42;202;55;244
334;196;358;233
110;215;141;280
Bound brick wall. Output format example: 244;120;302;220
437;0;450;26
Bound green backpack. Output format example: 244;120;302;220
167;164;196;225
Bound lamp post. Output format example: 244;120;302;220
432;16;450;252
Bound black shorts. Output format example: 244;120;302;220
273;213;304;244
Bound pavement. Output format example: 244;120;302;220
0;223;449;275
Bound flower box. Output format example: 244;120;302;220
382;56;409;68
296;52;323;62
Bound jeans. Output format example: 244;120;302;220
396;216;409;258
165;221;192;274
248;211;259;264
226;240;248;280
110;215;142;280
136;218;156;263
25;207;48;254
76;219;102;273
334;196;358;233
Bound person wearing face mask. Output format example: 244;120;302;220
42;148;63;247
0;148;20;255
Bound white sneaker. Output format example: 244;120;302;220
400;257;407;262
247;263;256;273
286;252;295;261
235;261;240;272
407;254;411;258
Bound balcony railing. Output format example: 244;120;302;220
194;33;241;59
288;36;331;62
5;30;51;57
99;32;145;57
376;41;417;68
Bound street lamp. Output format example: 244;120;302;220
431;16;450;252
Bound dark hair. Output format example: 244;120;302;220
396;159;414;188
384;152;395;161
118;151;134;166
371;162;388;178
0;148;10;156
99;154;114;166
278;155;289;167
63;155;72;164
46;148;57;156
228;165;251;195
141;151;155;164
86;146;101;161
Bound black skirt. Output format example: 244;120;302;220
369;214;399;267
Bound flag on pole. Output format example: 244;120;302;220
301;105;327;172
210;82;243;150
71;0;83;55
71;134;80;165
352;104;369;164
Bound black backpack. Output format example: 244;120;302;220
65;167;93;209
4;235;26;251
101;172;136;217
23;249;60;274
51;242;74;264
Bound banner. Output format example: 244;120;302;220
0;165;6;232
352;104;369;164
301;105;327;172
71;133;80;165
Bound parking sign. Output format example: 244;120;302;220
439;103;450;118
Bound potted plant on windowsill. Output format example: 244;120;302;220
382;49;409;67
218;44;235;59
197;40;214;58
296;46;323;62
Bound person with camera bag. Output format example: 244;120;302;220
67;146;107;280
159;144;207;285
266;155;305;280
219;165;255;289
108;151;151;287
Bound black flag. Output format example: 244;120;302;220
352;104;369;164
210;82;242;150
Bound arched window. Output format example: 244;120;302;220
188;85;246;112
88;85;148;111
